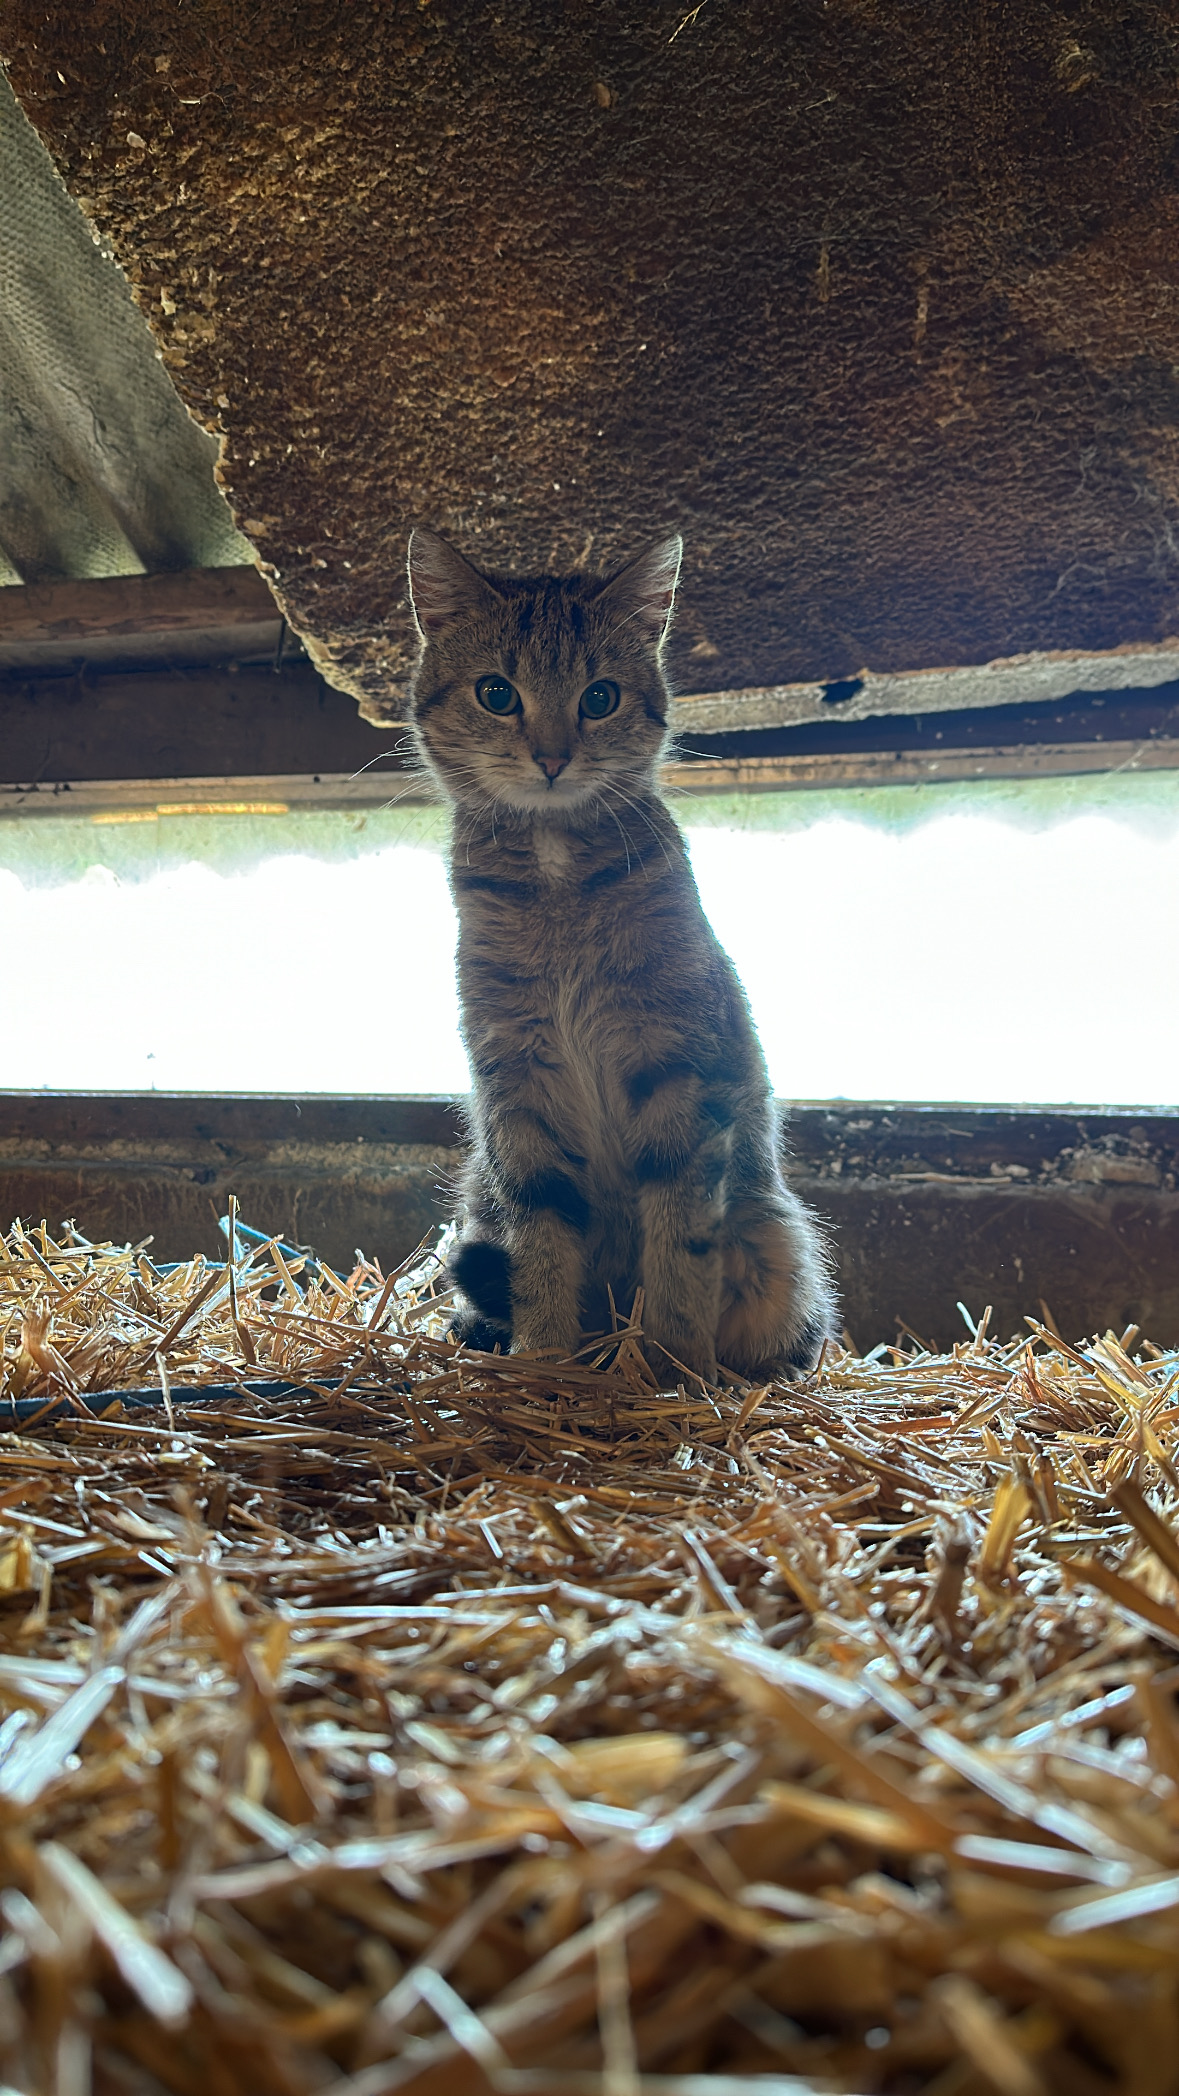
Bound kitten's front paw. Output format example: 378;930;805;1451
450;1310;511;1354
511;1314;581;1358
780;1313;831;1378
643;1332;718;1387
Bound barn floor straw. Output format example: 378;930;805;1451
3;1220;1179;2095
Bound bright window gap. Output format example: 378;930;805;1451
3;770;1177;1104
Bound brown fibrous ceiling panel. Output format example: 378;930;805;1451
6;1;1179;721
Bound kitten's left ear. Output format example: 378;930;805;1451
407;526;500;638
597;535;683;646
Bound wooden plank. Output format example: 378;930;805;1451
0;776;423;818
675;683;1179;760
664;740;1179;794
1;1097;1175;1345
673;640;1179;736
1;1094;1168;1173
2;649;1174;804
3;657;1179;806
0;565;278;642
6;567;1179;724
6;738;1179;820
0;663;399;787
0;1090;464;1150
0;565;281;669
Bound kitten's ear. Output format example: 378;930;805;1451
597;535;683;646
406;527;499;637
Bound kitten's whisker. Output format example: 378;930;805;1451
660;765;704;805
344;744;404;783
601;783;675;874
602;796;653;883
603;800;645;877
370;773;444;815
592;792;633;875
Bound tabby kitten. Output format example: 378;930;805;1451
406;527;835;1382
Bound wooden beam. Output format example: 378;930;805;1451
0;662;399;787
7;570;1179;727
4;1093;1170;1175
4;656;1179;810
675;683;1179;761
0;564;283;670
674;639;1179;735
0;776;421;818
1;1094;1175;1347
8;737;1179;820
0;1091;464;1150
664;739;1179;794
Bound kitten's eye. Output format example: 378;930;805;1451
475;675;520;715
579;680;620;719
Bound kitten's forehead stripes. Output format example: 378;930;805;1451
496;583;591;679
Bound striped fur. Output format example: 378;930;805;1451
406;528;836;1381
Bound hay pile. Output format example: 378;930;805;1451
2;1218;1179;2095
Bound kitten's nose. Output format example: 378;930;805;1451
535;753;570;781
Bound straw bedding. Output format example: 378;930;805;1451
2;1219;1179;2095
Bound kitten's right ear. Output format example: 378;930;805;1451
596;534;683;646
406;527;498;638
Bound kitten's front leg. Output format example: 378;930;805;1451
624;1066;731;1382
507;1206;584;1356
637;1129;730;1385
486;1107;587;1356
638;1171;724;1383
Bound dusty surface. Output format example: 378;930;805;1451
6;3;1179;717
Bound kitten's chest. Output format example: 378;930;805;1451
532;828;574;882
454;820;688;1017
